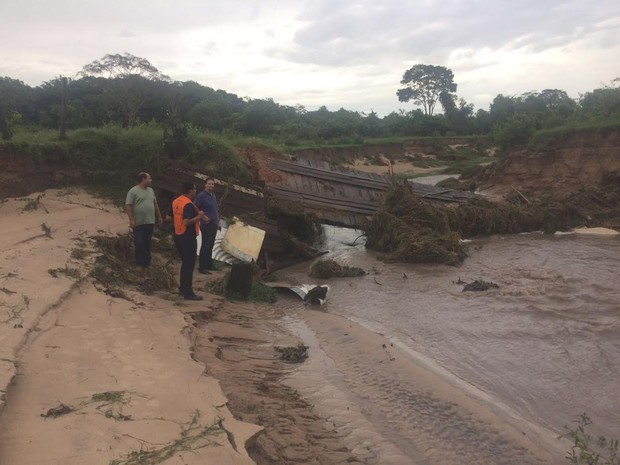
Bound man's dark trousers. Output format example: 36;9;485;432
133;224;154;268
199;222;218;271
174;234;197;297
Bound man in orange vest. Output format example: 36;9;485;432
172;182;205;300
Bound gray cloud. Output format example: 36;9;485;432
285;0;619;66
0;0;618;114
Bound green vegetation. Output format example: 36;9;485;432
204;273;277;303
91;234;176;294
109;412;225;465
40;222;53;238
2;124;251;184
365;181;620;265
248;282;277;303
462;280;499;292
275;344;309;363
2;56;618;155
397;64;457;116
91;391;126;403
41;390;131;421
48;266;81;280
41;404;73;418
70;247;91;260
365;185;467;265
309;259;366;278
561;413;619;465
22;194;46;211
530;116;620;148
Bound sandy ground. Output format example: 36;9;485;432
0;189;260;465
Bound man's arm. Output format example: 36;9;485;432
154;200;162;225
182;203;205;227
193;192;210;223
125;204;136;230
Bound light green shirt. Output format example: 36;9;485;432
125;186;156;226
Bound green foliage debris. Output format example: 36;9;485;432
462;280;499;292
109;411;225;465
561;413;619;465
91;234;176;293
364;185;467;265
41;404;73;418
48;266;81;279
309;259;365;278
275;344;309;363
365;180;620;265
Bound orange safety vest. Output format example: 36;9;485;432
172;195;200;236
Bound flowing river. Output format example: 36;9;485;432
277;226;620;464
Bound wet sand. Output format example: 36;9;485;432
194;291;567;465
0;189;571;464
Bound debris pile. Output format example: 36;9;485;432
365;177;620;265
364;185;467;265
309;259;365;278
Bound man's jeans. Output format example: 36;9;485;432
174;234;197;297
199;222;218;271
133;224;154;268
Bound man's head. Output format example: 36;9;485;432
205;178;215;193
181;181;197;199
137;172;152;187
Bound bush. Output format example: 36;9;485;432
67;123;162;171
493;115;536;152
186;129;250;181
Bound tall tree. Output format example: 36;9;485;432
59;76;68;139
397;64;456;116
0;77;31;139
78;53;170;81
78;53;171;127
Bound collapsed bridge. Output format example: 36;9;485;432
157;156;477;229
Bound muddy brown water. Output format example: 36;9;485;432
275;226;620;464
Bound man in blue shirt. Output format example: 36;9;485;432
194;178;220;274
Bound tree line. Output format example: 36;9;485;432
1;54;619;148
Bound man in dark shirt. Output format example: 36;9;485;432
194;177;220;274
172;182;204;300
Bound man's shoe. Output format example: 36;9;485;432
198;269;211;275
184;294;204;301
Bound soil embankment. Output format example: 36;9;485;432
481;128;620;198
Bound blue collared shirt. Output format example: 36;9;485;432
194;189;219;226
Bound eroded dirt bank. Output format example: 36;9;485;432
481;127;620;198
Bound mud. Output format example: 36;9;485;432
188;299;359;465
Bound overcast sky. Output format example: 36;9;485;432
1;0;619;115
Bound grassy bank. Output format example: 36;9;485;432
1;124;256;182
